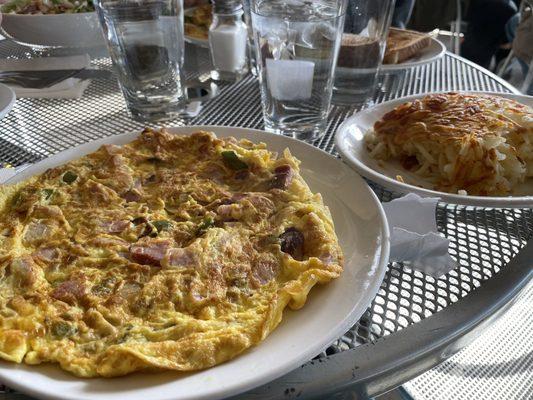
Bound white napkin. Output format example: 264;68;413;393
382;193;457;277
0;55;91;99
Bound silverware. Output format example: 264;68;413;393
0;69;113;89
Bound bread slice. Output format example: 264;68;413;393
337;34;381;68
383;28;431;64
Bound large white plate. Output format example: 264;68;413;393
0;12;105;48
0;83;15;121
381;37;446;71
1;126;390;400
335;92;533;208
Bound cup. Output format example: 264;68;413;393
332;0;395;106
94;0;187;122
251;0;347;142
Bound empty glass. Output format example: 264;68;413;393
251;0;347;142
332;0;395;105
94;0;187;122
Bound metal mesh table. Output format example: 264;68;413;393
0;39;531;400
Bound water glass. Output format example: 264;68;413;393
94;0;187;122
251;0;347;142
332;0;395;105
242;0;258;76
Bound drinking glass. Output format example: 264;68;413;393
242;0;258;76
332;0;395;106
251;0;347;142
94;0;187;122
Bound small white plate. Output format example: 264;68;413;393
381;37;446;71
335;92;533;208
184;7;209;48
2;126;390;400
0;83;15;120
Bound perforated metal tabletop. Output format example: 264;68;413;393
0;40;531;400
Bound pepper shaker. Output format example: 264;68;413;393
209;0;248;82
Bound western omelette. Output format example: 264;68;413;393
0;129;343;377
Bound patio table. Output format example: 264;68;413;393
0;39;531;400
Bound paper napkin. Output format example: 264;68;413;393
382;193;457;277
0;55;91;99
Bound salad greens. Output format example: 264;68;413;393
1;0;95;14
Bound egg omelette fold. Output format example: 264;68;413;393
0;129;343;377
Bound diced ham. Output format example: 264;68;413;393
270;165;293;190
10;256;38;287
86;181;119;203
251;258;279;286
101;220;131;234
33;247;60;263
163;247;197;269
51;279;86;304
122;190;142;203
23;221;50;244
31;205;66;221
129;240;170;266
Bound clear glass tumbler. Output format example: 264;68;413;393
94;0;187;122
251;0;347;142
332;0;395;106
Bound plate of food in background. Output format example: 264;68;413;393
335;92;533;207
0;126;389;400
0;0;105;48
184;4;211;47
381;28;446;70
339;28;446;72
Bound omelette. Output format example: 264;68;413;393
0;129;343;377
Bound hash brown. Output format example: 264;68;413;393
365;92;533;195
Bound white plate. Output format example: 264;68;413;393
381;37;446;71
0;12;105;48
0;83;15;120
335;92;533;208
2;126;390;400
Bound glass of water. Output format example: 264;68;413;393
94;0;187;122
332;0;395;106
251;0;347;142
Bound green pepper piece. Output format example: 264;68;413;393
197;217;215;235
221;151;248;170
62;171;78;184
51;321;77;339
42;188;54;200
152;220;171;232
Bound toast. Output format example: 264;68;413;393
337;34;381;68
383;28;431;64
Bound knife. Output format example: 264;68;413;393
0;69;114;89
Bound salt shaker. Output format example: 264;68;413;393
209;0;248;82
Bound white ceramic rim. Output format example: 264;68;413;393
0;83;16;121
335;91;533;208
381;37;446;71
2;125;390;400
